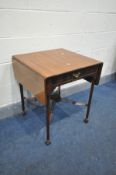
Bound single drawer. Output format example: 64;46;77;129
49;65;98;87
71;66;97;81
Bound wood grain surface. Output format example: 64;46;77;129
13;48;102;78
12;60;45;104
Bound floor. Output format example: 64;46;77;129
0;80;116;175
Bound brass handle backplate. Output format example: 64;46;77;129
72;72;81;79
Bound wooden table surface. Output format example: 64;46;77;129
13;48;102;78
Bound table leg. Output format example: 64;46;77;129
45;95;51;145
19;83;26;115
84;80;95;123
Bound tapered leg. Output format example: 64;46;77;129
45;95;51;145
84;80;95;123
19;83;26;115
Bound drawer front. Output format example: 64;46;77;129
71;66;97;81
48;65;98;87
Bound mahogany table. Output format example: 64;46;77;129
12;48;103;144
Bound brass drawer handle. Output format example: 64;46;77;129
73;72;81;79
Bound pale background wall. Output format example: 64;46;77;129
0;0;116;107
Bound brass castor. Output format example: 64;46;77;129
45;140;51;145
83;118;89;123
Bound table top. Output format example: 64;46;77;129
13;48;102;78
